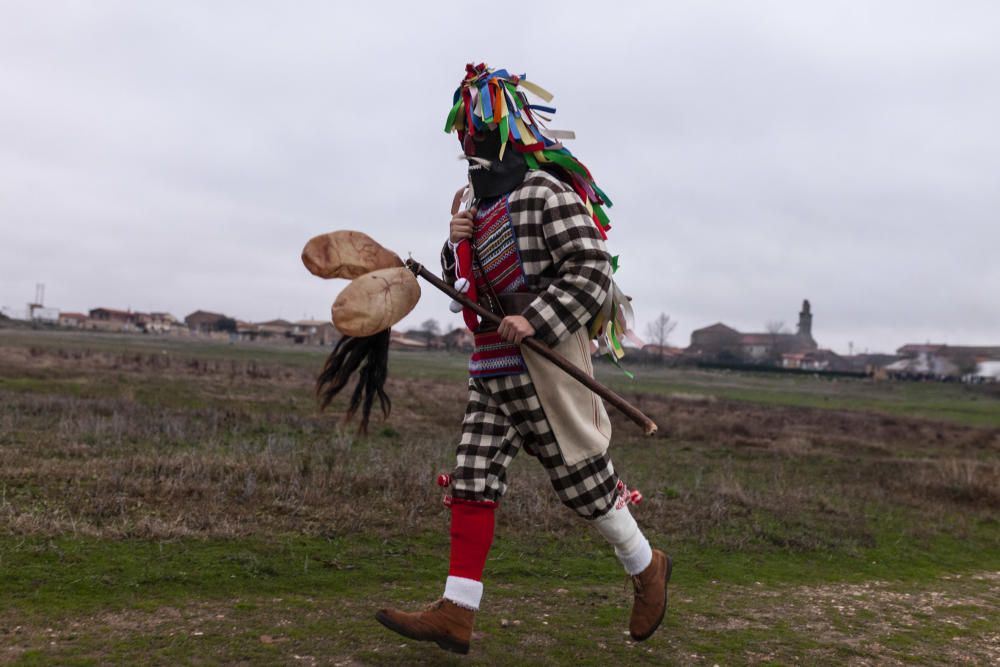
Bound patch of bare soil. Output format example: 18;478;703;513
4;573;998;665
686;571;1000;664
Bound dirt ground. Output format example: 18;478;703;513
2;330;999;664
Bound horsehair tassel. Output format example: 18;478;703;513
316;328;391;434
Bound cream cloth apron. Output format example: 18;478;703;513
521;328;612;466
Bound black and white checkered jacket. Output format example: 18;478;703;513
441;170;614;347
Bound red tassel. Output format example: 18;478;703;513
614;479;643;509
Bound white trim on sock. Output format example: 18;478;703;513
618;537;653;576
592;504;654;575
443;576;483;611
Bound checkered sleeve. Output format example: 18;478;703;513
522;186;613;346
440;239;457;282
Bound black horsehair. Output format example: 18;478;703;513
316;329;391;433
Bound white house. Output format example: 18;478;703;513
966;361;1000;383
1;305;26;320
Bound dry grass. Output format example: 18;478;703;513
1;338;999;547
3;333;1000;665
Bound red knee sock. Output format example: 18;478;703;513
448;498;496;581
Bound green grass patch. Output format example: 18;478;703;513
3;328;999;664
3;527;999;664
598;365;1000;428
3;520;998;620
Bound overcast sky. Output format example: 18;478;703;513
2;1;998;354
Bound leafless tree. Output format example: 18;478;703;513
420;318;441;345
952;351;980;376
765;320;787;334
765;320;788;364
645;313;677;362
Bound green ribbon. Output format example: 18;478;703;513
498;116;509;159
505;82;523;108
444;99;463;133
593;204;611;229
542;150;587;177
592;182;613;207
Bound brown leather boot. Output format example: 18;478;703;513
629;549;672;641
375;599;474;654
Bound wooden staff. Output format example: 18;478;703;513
406;259;658;436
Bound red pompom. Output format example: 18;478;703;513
629;490;643;506
437;473;452;488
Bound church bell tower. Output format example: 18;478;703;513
796;299;813;339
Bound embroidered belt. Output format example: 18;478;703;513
468;292;538;378
474;292;537;334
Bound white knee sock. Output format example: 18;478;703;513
592;504;653;575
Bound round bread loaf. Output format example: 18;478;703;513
332;267;421;337
302;230;402;280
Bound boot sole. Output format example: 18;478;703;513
374;610;470;655
630;553;673;642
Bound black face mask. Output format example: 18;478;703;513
464;129;528;199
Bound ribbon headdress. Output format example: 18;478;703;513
445;63;639;372
445;63;613;239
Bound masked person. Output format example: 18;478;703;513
375;63;671;655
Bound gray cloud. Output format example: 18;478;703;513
2;1;998;352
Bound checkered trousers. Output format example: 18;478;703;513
450;371;619;519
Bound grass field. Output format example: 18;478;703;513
1;328;999;665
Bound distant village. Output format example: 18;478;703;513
3;297;998;383
656;300;1000;383
0;302;471;352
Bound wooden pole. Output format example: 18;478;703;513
406;259;658;436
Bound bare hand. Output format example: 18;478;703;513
450;208;476;244
497;315;535;344
449;187;475;244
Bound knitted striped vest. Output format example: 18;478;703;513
468;196;529;378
